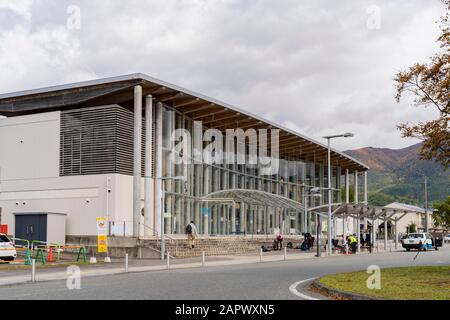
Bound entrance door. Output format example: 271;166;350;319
15;214;47;245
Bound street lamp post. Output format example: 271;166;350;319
303;187;321;257
303;187;322;234
158;176;187;260
323;133;354;256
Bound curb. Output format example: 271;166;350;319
311;279;383;300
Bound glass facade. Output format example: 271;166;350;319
158;104;342;236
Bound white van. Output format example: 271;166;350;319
400;233;436;251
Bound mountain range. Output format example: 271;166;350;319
344;143;449;206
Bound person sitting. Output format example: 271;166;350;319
272;239;279;251
300;240;309;251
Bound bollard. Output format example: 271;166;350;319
125;253;129;273
31;259;36;282
260;248;263;262
202;251;206;267
284;246;287;261
167;252;170;270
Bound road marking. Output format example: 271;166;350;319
289;277;320;300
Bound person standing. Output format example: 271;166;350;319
365;231;371;247
185;221;198;249
276;233;283;250
360;231;365;247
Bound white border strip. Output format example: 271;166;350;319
289;277;320;300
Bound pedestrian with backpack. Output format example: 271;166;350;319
185;221;198;249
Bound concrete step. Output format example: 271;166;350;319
142;236;305;258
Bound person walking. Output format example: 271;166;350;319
185;221;198;249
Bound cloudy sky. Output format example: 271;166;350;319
0;0;445;150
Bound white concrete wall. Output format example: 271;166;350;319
47;213;67;245
0;111;144;237
0;174;139;236
0;111;60;180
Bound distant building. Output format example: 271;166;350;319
384;202;434;234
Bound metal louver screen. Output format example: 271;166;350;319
60;105;146;176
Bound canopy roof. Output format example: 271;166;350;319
202;189;304;211
308;203;424;221
0;73;368;172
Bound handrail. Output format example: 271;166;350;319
31;240;60;250
138;222;177;242
11;237;30;249
138;222;159;236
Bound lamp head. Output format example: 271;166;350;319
343;132;354;138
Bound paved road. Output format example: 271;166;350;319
0;247;448;300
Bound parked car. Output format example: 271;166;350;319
444;234;450;243
400;233;438;251
0;234;17;262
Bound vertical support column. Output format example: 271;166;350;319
371;212;376;253
144;95;153;237
257;206;262;234
133;85;143;238
249;205;254;234
356;211;361;253
231;201;236;234
394;218;398;250
353;170;359;237
203;165;211;235
345;169;350;204
342;212;346;242
240;202;246;235
384;213;388;251
154;102;163;235
364;171;368;205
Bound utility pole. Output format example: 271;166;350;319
424;176;428;233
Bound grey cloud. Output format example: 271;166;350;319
0;0;444;150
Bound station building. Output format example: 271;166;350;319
0;74;370;245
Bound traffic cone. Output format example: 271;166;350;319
48;247;55;262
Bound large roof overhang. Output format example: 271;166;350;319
0;73;369;172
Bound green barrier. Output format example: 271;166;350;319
76;247;87;263
34;249;46;265
24;249;32;265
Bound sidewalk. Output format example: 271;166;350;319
0;246;403;286
0;249;318;286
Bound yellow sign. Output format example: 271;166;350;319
97;235;108;253
96;218;108;253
